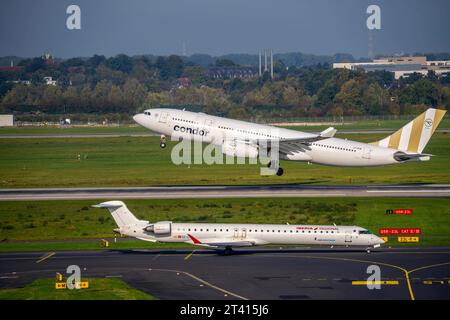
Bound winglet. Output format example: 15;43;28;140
320;127;337;138
187;234;202;245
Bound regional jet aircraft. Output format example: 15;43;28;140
133;107;446;176
94;201;385;254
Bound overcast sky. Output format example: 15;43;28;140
1;0;449;58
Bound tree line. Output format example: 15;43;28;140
0;53;449;120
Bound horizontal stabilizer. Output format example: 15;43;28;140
393;151;432;162
92;201;124;208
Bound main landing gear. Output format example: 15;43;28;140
267;160;284;176
160;135;166;148
223;246;233;255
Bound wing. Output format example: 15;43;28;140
186;234;256;248
258;127;337;155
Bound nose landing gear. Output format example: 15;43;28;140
160;135;166;148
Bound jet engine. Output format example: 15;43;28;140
144;221;172;235
222;140;258;158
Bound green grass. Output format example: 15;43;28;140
1;118;449;135
0;278;156;300
0;241;194;252
0;133;449;188
0;125;146;135
0;198;448;248
283;118;450;131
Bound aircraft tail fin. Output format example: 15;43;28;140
371;108;446;153
93;201;140;227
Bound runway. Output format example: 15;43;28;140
0;247;449;300
1;184;449;200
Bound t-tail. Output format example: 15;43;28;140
92;201;142;234
372;108;446;156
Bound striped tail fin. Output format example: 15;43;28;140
372;108;446;153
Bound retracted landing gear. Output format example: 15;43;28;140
160;135;166;148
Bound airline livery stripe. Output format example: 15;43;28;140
432;109;446;134
418;108;436;153
388;128;402;149
372;108;446;152
407;111;426;152
398;121;412;151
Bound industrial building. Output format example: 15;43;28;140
206;67;257;79
0;115;14;127
333;56;450;79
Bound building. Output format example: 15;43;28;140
9;80;31;85
0;60;22;72
207;67;257;79
0;115;14;127
333;56;450;79
42;52;56;66
175;77;192;89
43;76;57;86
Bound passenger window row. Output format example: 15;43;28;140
312;143;357;153
175;228;337;234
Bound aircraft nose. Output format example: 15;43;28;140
133;113;145;125
375;236;385;245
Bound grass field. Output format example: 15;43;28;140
1;117;449;135
285;118;450;131
0;133;449;188
0;125;146;135
0;198;448;249
0;278;156;300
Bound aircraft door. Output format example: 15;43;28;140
204;118;214;128
159;112;169;123
233;228;246;239
362;147;372;160
345;234;353;243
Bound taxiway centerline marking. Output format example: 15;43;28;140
408;262;450;274
259;254;415;300
184;250;197;261
36;252;55;263
149;268;248;300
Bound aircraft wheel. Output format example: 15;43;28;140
223;247;233;255
276;167;284;176
366;248;371;254
160;142;166;148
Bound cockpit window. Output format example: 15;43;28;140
144;111;151;116
359;230;372;235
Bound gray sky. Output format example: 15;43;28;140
1;0;449;58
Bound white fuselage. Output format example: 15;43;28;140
120;221;384;248
133;108;401;167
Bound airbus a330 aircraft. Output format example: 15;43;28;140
94;201;385;254
133;107;446;176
